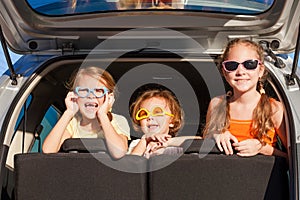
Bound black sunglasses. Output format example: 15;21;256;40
222;59;262;72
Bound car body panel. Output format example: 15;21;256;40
0;0;299;55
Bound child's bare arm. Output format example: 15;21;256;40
99;112;128;159
98;93;129;159
42;92;77;153
130;136;148;156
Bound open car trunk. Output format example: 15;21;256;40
1;51;290;199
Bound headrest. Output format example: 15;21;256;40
60;138;107;153
181;139;222;154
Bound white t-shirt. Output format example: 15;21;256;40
127;139;141;154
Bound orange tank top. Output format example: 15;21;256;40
228;119;277;146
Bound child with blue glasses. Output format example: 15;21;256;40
42;66;130;159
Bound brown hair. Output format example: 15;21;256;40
203;38;273;144
130;89;184;137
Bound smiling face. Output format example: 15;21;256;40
75;74;107;120
138;97;174;135
223;43;265;95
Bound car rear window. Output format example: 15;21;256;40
26;0;274;16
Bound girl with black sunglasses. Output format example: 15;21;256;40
203;38;287;158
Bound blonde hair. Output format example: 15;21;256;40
130;89;184;137
67;66;116;94
203;38;273;144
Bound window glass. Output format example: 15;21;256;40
0;44;22;75
14;95;32;132
26;0;274;15
30;105;61;152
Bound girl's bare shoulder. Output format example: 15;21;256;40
270;98;284;113
209;95;226;107
269;98;284;126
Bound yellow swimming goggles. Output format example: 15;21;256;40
135;106;174;121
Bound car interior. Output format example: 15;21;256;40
1;51;290;199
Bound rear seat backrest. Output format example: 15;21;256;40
181;138;222;154
148;154;289;200
59;138;107;153
14;139;289;200
14;153;147;200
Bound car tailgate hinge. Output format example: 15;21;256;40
61;42;75;55
285;22;300;87
0;25;21;85
259;40;286;69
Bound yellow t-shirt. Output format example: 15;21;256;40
66;113;131;140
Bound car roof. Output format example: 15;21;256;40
0;0;299;55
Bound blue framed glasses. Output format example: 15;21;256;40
74;87;109;98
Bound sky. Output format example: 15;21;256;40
0;43;21;75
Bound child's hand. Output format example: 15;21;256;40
146;133;171;143
143;141;166;158
65;91;79;116
108;94;115;108
97;93;114;118
232;139;262;157
213;130;238;155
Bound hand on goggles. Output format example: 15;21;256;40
136;106;174;121
74;86;109;98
